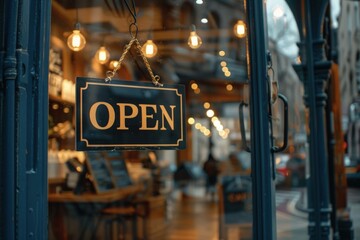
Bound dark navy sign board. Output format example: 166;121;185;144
76;77;186;150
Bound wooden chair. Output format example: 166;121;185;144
100;200;148;240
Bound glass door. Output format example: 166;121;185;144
47;0;302;239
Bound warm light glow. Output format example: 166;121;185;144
204;129;211;136
206;109;215;118
188;25;202;49
195;123;202;129
226;84;233;91
203;102;211;109
109;60;119;69
234;20;246;38
219;50;225;56
273;6;285;19
201;18;208;24
141;39;158;58
220;61;227;67
213;119;221;127
194;88;201;94
95;46;110;64
225;71;231;77
222;67;229;72
191;82;198;90
52;104;59;110
188;117;195;125
211;116;218;122
67;29;86;51
196;0;203;5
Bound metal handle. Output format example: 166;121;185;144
271;93;288;153
239;102;251;152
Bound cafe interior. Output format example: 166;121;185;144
48;0;297;239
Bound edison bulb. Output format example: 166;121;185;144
188;31;202;49
234;20;246;38
67;29;86;51
95;46;110;64
141;40;158;58
188;25;202;49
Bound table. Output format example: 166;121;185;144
48;184;144;240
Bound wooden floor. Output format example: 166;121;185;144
153;192;252;240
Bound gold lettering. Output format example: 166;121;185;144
117;103;138;130
139;104;158;130
160;105;176;130
89;102;115;130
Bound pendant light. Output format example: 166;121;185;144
95;46;110;64
234;20;246;38
188;25;202;49
67;9;86;51
141;39;158;58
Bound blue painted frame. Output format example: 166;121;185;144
0;0;50;239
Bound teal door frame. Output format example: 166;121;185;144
0;0;277;239
246;0;277;239
0;0;51;239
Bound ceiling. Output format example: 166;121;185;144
52;0;248;107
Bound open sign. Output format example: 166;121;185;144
76;77;186;150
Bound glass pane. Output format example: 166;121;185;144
48;1;252;239
266;1;309;239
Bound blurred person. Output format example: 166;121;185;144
203;153;220;200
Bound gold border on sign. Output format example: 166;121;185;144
79;81;184;147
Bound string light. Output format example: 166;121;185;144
188;25;202;49
109;60;119;69
206;109;215;118
95;46;110;64
201;18;208;24
141;39;158;58
219;50;225;56
234;20;246;38
67;23;86;52
203;102;211;109
188;117;195;125
226;83;233;91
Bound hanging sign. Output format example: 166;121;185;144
76;77;186;150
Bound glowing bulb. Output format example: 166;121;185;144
206;109;215;118
201;18;208;24
95;46;110;64
203;102;210;109
226;84;233;91
234;20;246;38
188;117;195;125
109;60;119;69
141;39;158;58
273;6;285;19
191;83;198;90
188;25;202;49
67;29;86;52
219;50;225;56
